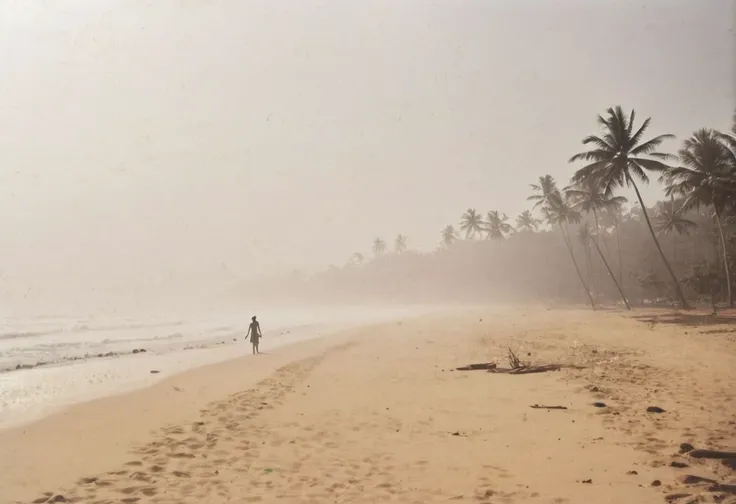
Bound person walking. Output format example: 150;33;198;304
246;316;262;355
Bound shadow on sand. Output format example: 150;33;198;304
631;310;736;327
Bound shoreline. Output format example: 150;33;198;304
0;305;446;429
3;307;735;504
0;326;361;503
0;324;334;430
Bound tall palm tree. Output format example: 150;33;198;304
566;176;628;291
600;205;626;285
394;234;408;254
654;197;697;237
441;225;459;247
580;225;632;310
485;211;513;239
577;225;594;292
542;191;596;310
569;105;689;308
654;197;697;279
528;175;560;210
715;109;736;207
565;176;628;235
460;208;485;239
665;128;734;307
516;210;542;232
372;237;387;256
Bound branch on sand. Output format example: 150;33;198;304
454;349;581;375
530;404;568;410
490;348;563;374
688;449;736;460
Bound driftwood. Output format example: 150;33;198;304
455;347;572;376
455;363;497;371
491;364;562;374
530;404;568;410
687;449;736;460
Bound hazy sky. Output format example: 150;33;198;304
0;0;734;307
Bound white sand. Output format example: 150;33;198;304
2;307;735;504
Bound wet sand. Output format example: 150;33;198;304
3;308;735;504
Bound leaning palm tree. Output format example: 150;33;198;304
485;211;514;239
528;175;560;210
565;176;628;235
569;106;689;308
580;225;632;310
372;237;387;256
440;225;459;247
665;128;734;307
394;234;408;254
566;176;629;291
654;197;697;237
715;108;736;208
542;192;596;310
459;208;485;239
516;210;542;232
654;197;697;277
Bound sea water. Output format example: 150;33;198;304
0;305;438;427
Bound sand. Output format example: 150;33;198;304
2;307;735;504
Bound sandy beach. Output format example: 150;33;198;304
2;307;735;504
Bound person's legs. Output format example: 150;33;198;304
252;341;256;355
255;340;260;354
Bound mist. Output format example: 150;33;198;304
0;0;733;315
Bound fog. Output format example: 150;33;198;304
0;1;733;314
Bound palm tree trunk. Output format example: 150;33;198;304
614;216;623;286
714;208;734;308
592;209;604;293
626;173;690;309
590;235;631;310
558;223;596;310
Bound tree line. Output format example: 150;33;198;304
243;106;736;310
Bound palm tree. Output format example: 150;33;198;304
350;252;365;265
441;225;459;247
715;109;736;209
565;176;628;236
580;224;632;310
528;175;560;210
654;197;697;279
516;210;542;232
569;106;689;308
460;208;485;239
542;190;596;310
577;225;594;292
654;197;697;237
372;237;387;256
566;176;628;291
600;204;626;286
394;234;408;254
665;128;734;307
485;211;513;239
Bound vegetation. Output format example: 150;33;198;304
244;107;736;309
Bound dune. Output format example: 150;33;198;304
2;308;735;504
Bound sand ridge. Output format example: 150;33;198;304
4;308;736;504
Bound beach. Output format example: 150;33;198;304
2;307;735;504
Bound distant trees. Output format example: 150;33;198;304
394;234;408;254
372;238;387;256
441;225;459;247
460;209;485;239
242;107;736;310
516;210;541;232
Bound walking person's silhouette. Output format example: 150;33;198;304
246;316;262;355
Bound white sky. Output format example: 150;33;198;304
0;0;734;307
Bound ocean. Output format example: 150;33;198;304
0;305;437;428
